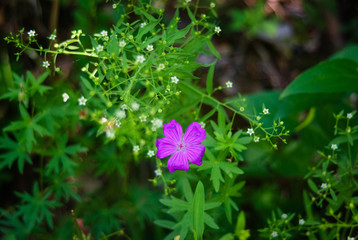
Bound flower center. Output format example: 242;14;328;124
176;142;186;151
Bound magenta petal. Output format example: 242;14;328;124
183;122;206;145
163;119;183;143
167;151;189;173
156;137;177;159
185;144;205;166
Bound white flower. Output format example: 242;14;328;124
347;237;355;240
133;145;140;152
210;2;215;8
226;81;232;88
121;104;128;110
247;128;254;136
62;93;70;102
158;63;165;70
49;34;56;40
101;117;108;124
331;144;338;150
147;150;155;157
146;44;154;51
115;120;121;127
131;102;140;111
214;26;221;34
105;129;115;139
240;107;244;112
165;87;171;93
96;45;104;52
115;110;126;119
254;136;260;142
28;30;36;37
256;116;261;121
100;30;108;37
171;76;179;84
113;3;117;8
200;122;205;128
119;40;126;48
78;96;87;106
347;113;353;119
140;22;147;28
136;55;146;63
263;108;269;115
155;168;162;176
42;61;50;68
321;183;328;189
139;115;147;122
185;0;191;3
151;118;163;131
299;219;305;225
281;213;288;219
271;231;278;238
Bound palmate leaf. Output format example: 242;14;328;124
15;183;60;232
4;104;50;152
0;134;31;174
159;181;221;240
45;133;87;176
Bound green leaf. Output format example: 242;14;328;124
207;40;221;59
192;181;205;240
329;44;358;63
280;59;358;98
211;164;224;192
0;134;31;174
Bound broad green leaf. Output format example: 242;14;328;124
192;181;205;240
280;59;358;98
329;44;358;63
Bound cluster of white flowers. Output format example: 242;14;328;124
140;22;147;28
131;102;140;111
151;118;163;131
115;109;126;120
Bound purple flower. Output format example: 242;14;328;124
156;120;206;172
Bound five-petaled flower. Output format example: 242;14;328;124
136;55;146;63
171;76;179;84
214;26;221;34
28;30;36;37
42;61;50;68
299;219;305;225
226;81;232;88
156;120;206;172
78;96;87;106
271;231;278;238
331;144;338;150
247;128;254;136
146;44;154;51
347;113;353;119
254;136;260;142
155;169;162;176
119;40;126;48
147;150;155;157
133;145;140;152
321;183;328;189
263;108;269;115
100;30;108;37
